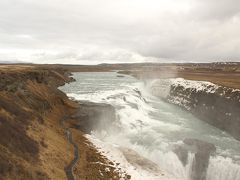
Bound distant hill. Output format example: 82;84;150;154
0;60;30;64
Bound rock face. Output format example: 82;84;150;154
68;101;116;133
150;78;240;140
174;138;216;180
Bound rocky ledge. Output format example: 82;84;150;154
67;101;116;133
150;78;240;140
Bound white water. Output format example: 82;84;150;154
60;72;240;180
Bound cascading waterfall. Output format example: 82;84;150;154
207;156;240;180
60;72;240;180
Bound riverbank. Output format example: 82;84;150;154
0;65;124;179
115;63;240;140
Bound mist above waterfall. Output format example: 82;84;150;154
60;71;240;180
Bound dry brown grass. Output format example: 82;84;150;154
176;68;240;89
0;66;74;179
118;64;240;89
0;64;125;179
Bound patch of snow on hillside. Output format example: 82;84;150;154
170;78;219;93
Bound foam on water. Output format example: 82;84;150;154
60;72;240;180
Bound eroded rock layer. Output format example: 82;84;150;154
150;78;240;140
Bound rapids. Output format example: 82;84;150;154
60;72;240;180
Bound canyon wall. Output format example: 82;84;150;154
150;78;240;140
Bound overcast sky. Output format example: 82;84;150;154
0;0;240;64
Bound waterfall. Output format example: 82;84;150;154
60;72;240;180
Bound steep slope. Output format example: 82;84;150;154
0;65;124;180
0;66;76;179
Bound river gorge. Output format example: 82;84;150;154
60;71;240;180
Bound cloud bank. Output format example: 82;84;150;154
0;0;240;64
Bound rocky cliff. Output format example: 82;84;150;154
150;78;240;140
0;66;76;180
0;65;124;180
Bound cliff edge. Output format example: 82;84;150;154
0;65;124;180
150;78;240;140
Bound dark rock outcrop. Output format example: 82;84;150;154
151;79;240;140
174;138;216;180
68;101;116;133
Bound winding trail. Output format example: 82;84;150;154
60;115;79;180
64;129;79;180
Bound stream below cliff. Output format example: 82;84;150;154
60;72;240;180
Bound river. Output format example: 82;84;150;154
60;72;240;180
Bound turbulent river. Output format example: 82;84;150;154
60;72;240;180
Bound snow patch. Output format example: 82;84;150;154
171;78;219;93
149;78;240;111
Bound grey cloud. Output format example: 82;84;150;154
191;0;240;20
0;0;240;63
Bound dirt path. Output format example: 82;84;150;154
60;115;79;180
64;129;79;180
